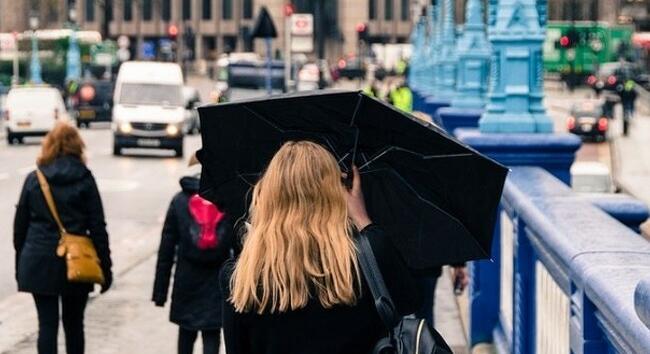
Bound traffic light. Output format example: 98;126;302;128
356;22;368;42
167;24;179;40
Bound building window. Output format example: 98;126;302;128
222;0;233;20
385;0;393;20
369;0;376;20
183;0;191;20
162;0;171;21
124;0;133;21
202;0;211;20
85;0;95;22
142;0;152;21
400;0;408;21
243;0;253;19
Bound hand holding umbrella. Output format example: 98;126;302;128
344;166;372;231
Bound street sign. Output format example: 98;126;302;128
290;13;313;53
290;14;313;36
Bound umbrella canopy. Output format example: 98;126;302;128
197;90;507;269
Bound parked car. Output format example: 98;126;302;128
74;79;114;128
587;61;649;92
3;86;69;144
567;102;608;142
182;86;201;135
112;61;185;157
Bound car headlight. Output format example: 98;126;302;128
119;122;132;134
166;124;179;136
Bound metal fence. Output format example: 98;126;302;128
468;167;650;354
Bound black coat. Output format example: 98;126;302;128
221;224;421;354
13;156;113;295
152;176;234;330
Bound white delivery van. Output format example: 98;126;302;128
3;86;68;144
112;61;185;157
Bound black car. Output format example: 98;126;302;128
75;79;114;128
567;102;609;142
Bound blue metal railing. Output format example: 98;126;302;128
469;167;650;353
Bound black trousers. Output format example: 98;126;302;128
415;275;439;326
32;293;89;354
178;327;220;354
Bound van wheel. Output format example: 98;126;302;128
113;144;122;156
174;145;184;158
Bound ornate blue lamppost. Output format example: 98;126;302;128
478;0;553;133
408;16;427;92
436;0;457;100
29;13;43;84
420;3;439;96
66;6;82;82
451;0;490;109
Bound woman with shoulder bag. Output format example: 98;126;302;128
13;122;113;354
220;141;422;354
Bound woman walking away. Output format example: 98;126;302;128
13;122;113;354
221;141;420;354
152;161;234;354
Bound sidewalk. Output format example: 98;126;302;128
4;253;470;354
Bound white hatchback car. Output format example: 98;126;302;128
3;86;68;144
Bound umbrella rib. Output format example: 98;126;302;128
359;146;474;170
361;166;490;258
241;105;349;164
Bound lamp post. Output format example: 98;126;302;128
66;5;82;82
29;13;43;84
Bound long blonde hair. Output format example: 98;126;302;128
230;141;360;314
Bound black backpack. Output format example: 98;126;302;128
357;232;453;354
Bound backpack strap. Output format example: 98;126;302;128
35;170;67;237
356;230;400;329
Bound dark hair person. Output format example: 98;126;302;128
221;141;420;354
13;122;113;354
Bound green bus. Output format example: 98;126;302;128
544;21;634;76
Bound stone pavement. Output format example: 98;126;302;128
4;252;471;354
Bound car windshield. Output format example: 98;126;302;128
119;83;183;106
573;110;602;118
8;90;59;108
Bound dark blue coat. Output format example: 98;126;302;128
13;155;113;295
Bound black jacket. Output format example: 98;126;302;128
13;155;113;295
221;224;420;354
152;176;234;330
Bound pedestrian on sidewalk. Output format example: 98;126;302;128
13;122;113;354
152;158;234;354
617;79;638;136
221;141;420;354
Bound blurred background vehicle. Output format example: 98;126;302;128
566;101;609;142
218;52;285;90
182;86;201;135
335;55;366;80
3;86;68;144
74;78;114;128
112;61;185;157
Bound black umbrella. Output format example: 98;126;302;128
197;90;507;269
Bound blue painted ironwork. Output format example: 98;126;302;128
66;30;82;82
479;0;553;133
420;4;439;96
29;31;42;84
451;0;490;109
436;0;457;100
435;107;483;133
469;167;650;353
407;16;427;92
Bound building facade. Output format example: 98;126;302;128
1;0;414;63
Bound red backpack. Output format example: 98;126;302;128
188;194;225;250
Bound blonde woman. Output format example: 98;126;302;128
220;141;419;354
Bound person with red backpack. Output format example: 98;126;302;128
152;167;234;354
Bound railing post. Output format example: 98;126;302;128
570;286;607;354
513;218;536;354
469;207;502;346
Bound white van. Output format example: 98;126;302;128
112;61;185;157
3;86;68;144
